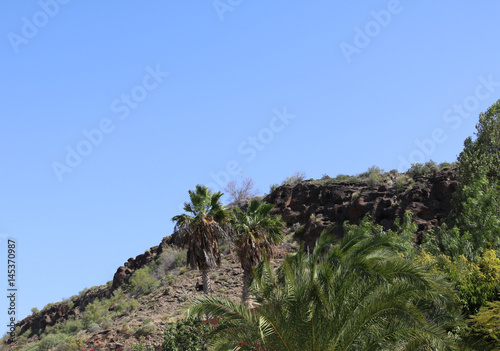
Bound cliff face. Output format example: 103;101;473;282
264;167;458;248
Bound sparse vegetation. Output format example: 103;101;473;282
281;171;306;185
135;322;157;337
162;316;211;351
394;175;409;193
407;160;440;178
153;246;187;278
293;224;305;241
128;266;160;296
360;165;383;186
224;177;257;203
269;183;279;192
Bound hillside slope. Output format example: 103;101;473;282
5;167;458;350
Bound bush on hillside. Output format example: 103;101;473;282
407;160;439;178
128;267;160;296
162;316;211;351
281;171;306;186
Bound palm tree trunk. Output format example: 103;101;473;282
241;269;252;303
202;268;212;294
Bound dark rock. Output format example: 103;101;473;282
264;168;458;246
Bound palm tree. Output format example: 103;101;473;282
172;184;231;294
188;222;461;350
231;199;285;302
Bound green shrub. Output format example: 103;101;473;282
360;166;383;186
80;298;108;329
394;176;408;193
60;337;86;351
328;174;361;184
293;225;305;241
136;322;157;337
335;174;350;182
114;297;139;314
16;329;31;345
175;251;186;268
407;161;439;178
87;322;100;333
407;163;424;178
423;160;439;175
437;250;500;315
154;247;188;278
458;99;500;185
281;171;306;186
128;267;160;296
269;183;279;193
161;274;178;286
442;175;500;260
62;319;83;334
143;318;154;325
464;295;500;348
31;307;39;315
132;341;155;351
27;333;70;351
162;316;211;351
42;303;54;311
100;317;112;329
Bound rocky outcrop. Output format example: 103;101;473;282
111;235;181;290
17;286;111;336
264;167;458;249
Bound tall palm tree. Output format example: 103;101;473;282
188;223;461;350
231;199;285;302
172;185;231;294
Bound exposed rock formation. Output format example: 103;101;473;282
17;286;111;336
264;167;458;249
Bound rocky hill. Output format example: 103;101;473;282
5;167;458;350
265;166;458;248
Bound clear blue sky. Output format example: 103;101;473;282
1;0;500;334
